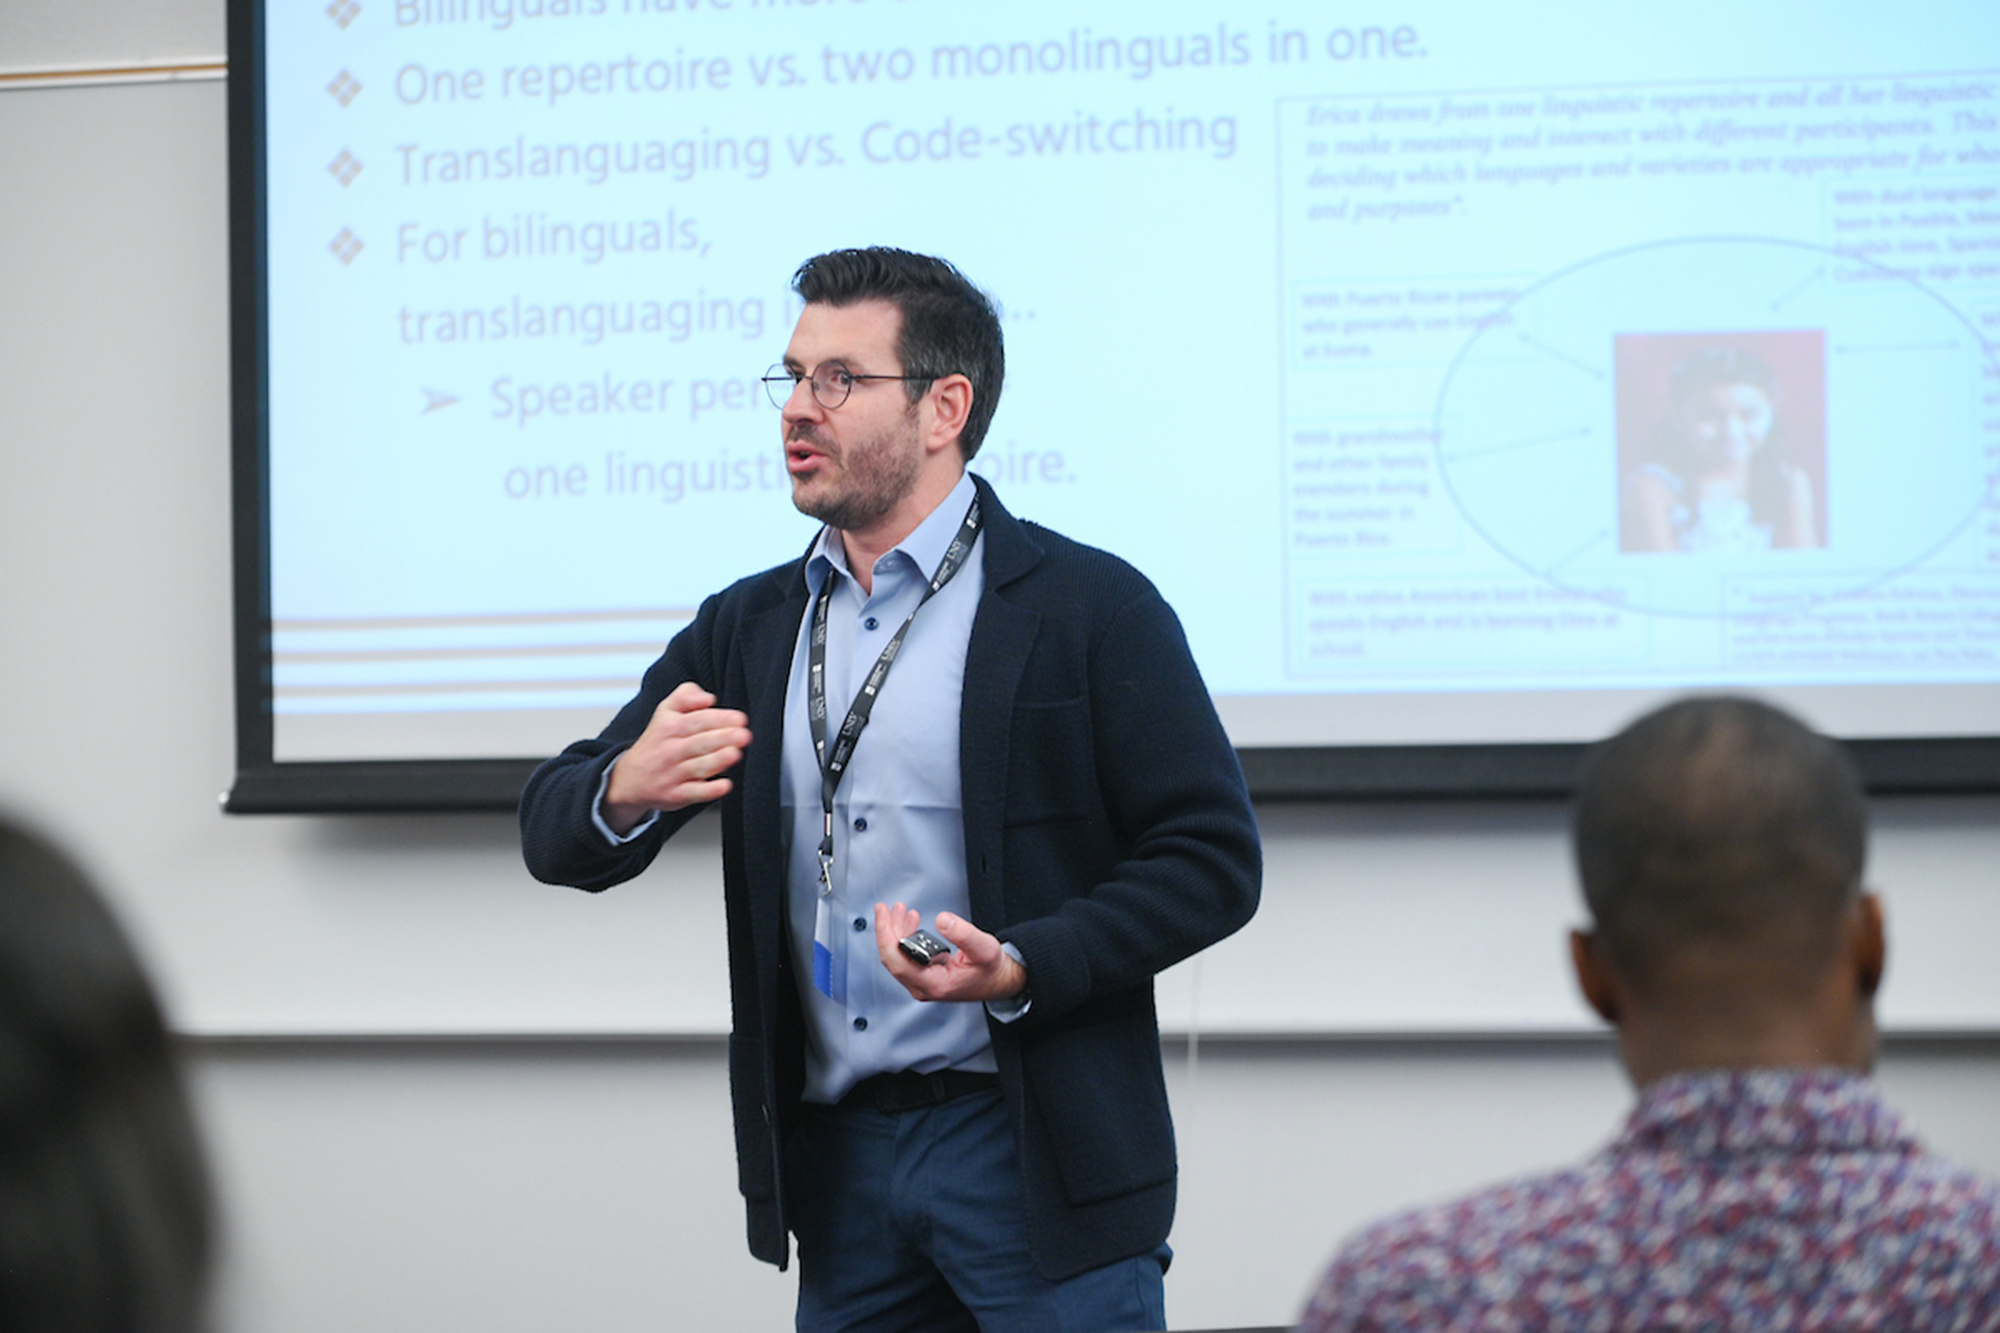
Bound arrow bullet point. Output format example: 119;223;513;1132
421;389;459;415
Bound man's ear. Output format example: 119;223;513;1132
1570;928;1622;1026
1851;891;1886;1001
923;374;974;458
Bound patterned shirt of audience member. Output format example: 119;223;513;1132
1298;1066;2000;1333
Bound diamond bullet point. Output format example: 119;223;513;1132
329;229;363;265
328;150;362;187
327;0;361;27
327;69;362;107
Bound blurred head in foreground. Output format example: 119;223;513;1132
0;816;214;1333
1569;694;1881;1085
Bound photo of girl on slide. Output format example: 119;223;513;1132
1618;336;1826;554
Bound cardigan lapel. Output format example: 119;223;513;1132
960;476;1044;927
736;558;812;1009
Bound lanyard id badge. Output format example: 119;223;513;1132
805;499;981;1001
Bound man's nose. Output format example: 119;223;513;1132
783;375;824;425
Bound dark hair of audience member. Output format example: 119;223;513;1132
791;246;1006;460
1571;696;1867;996
0;816;214;1333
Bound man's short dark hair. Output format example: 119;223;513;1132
791;247;1005;461
1572;696;1867;992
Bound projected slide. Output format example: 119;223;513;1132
256;0;2000;762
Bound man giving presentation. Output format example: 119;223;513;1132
520;247;1261;1333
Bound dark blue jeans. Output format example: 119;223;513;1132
788;1088;1169;1333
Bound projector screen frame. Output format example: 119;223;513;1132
219;742;2000;815
221;0;2000;814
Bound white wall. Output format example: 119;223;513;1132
0;8;217;70
4;9;2000;1329
184;1036;2000;1332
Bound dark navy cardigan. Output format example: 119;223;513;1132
520;475;1262;1280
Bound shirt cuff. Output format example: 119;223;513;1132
985;942;1031;1023
590;761;659;846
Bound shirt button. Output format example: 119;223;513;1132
864;617;879;631
852;917;867;932
853;817;868;832
853;1017;868;1032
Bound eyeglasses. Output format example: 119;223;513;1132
762;361;929;411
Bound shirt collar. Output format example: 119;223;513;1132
805;470;979;596
1614;1067;1915;1158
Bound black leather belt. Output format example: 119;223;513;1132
838;1069;998;1114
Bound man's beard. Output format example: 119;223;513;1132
788;415;923;533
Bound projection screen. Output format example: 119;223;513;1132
226;0;2000;810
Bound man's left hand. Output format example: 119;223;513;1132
875;903;1026;1003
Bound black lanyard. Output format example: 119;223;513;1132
806;498;982;892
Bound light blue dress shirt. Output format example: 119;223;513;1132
593;473;1014;1104
779;472;1006;1104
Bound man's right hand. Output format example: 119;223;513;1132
601;682;752;834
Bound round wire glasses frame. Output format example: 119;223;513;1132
762;361;929;411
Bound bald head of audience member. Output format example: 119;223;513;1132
1569;697;1884;1086
0;816;215;1333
